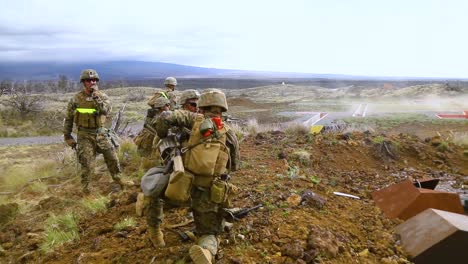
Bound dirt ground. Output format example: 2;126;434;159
1;121;467;263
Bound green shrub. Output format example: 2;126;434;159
114;217;136;231
81;195;110;215
40;213;80;252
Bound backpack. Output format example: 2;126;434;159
183;115;230;177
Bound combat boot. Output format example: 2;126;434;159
148;225;165;248
135;192;149;216
189;235;217;264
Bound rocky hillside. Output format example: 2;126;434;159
1;128;467;263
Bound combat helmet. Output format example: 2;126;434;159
164;77;177;86
80;69;100;82
153;97;170;109
179;89;200;105
198;90;228;112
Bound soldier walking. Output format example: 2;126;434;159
63;69;130;194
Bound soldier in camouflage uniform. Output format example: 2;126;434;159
135;77;177;160
147;76;178;110
63;69;129;194
134;97;171;169
155;89;240;264
144;89;201;248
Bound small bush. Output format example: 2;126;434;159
124;93;146;103
372;136;386;144
118;138;141;173
437;141;450;152
290;150;311;166
245;119;259;136
40;213;80;252
453;132;468;147
114;217;136;231
81;195;110;215
284;122;309;136
28;181;49;193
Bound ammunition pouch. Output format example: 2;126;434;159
210;178;237;207
165;171;193;202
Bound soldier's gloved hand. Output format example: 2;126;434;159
64;135;77;149
160;110;172;119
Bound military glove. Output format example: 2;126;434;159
160;110;172;120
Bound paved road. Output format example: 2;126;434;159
0;135;63;147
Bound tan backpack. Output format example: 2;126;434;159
183;115;230;177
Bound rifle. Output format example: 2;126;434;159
159;127;191;182
223;204;263;221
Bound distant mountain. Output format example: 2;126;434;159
0;60;465;81
0;61;235;80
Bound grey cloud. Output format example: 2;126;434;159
0;25;70;37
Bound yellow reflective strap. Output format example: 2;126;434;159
159;92;168;99
76;108;97;114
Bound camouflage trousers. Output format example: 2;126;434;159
146;196;190;227
191;186;225;235
77;131;121;188
146;180;224;236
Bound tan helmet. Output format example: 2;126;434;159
179;89;200;105
164;77;177;86
80;69;100;82
153;97;170;109
198;89;228;112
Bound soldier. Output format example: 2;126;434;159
147;76;178;110
134;97;171;165
143;89;200;247
179;89;200;113
135;77;178;159
155;89;240;264
63;69;130;194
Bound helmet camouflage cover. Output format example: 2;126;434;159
198;89;228;112
164;77;177;86
152;97;170;108
80;69;100;82
179;89;200;105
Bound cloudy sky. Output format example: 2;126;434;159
2;0;468;77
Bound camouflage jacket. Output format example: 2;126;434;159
155;110;240;171
63;89;111;137
147;89;178;109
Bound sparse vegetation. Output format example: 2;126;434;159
372;136;386;144
118;138;142;177
40;213;80;252
290;150;311;166
114;217;136;231
452;132;468;147
28;181;49;194
81;195;110;215
437;141;450;152
284;122;309;136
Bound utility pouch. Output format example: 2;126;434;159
210;179;228;204
165;171;193;202
96;129;112;150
